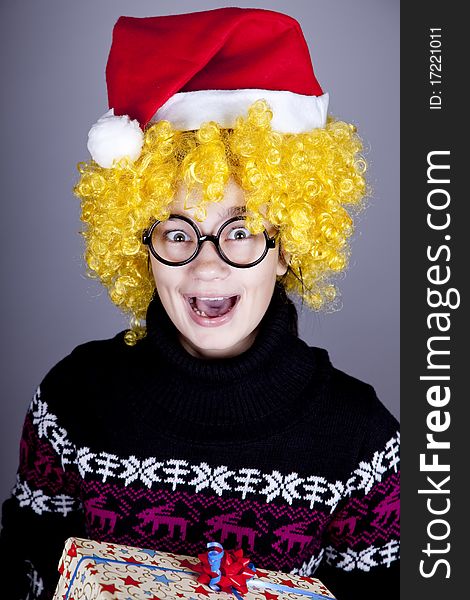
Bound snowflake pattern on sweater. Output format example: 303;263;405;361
5;387;399;598
0;293;400;600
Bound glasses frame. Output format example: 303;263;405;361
142;214;277;268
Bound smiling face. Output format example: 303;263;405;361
149;178;288;359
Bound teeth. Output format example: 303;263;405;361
187;296;233;304
186;295;237;319
187;297;207;316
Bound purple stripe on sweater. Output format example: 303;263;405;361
327;472;400;549
81;479;331;572
18;413;80;496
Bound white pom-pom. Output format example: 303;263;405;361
87;109;144;168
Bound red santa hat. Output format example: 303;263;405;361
87;7;329;168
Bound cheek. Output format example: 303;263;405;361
150;262;164;293
150;260;158;285
150;260;181;297
256;251;284;282
240;256;279;299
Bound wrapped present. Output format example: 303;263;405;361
53;537;336;599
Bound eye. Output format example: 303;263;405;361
226;226;252;241
165;230;192;242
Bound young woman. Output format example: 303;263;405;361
0;8;399;600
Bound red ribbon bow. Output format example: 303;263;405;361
195;544;256;595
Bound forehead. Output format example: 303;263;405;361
171;178;246;221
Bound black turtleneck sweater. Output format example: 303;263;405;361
0;288;399;600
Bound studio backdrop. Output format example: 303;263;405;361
0;0;399;505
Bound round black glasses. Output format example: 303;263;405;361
142;214;277;268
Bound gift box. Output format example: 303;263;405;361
53;537;336;599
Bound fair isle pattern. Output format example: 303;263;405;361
30;388;76;468
291;548;325;577
19;410;81;496
78;477;399;573
324;539;400;571
30;388;400;512
17;388;400;578
12;475;82;517
293;539;400;577
80;480;329;572
327;473;400;548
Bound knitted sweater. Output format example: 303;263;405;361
0;290;400;600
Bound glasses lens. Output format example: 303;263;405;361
151;217;198;263
219;219;267;265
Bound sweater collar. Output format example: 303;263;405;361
131;286;331;442
144;284;294;383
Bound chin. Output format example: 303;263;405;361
182;327;250;358
192;331;238;351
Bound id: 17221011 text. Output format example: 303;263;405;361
429;28;443;110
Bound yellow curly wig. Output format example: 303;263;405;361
74;100;367;345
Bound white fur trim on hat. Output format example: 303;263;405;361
152;89;329;133
87;109;144;168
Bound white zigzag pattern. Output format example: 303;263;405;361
325;538;400;571
30;388;400;509
293;539;400;577
11;474;82;517
30;388;76;469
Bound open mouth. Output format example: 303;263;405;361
187;295;239;319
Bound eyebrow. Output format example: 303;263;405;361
217;205;247;219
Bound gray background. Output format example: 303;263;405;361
0;0;399;506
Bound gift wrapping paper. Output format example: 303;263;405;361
53;537;336;599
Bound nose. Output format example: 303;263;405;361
189;239;230;280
